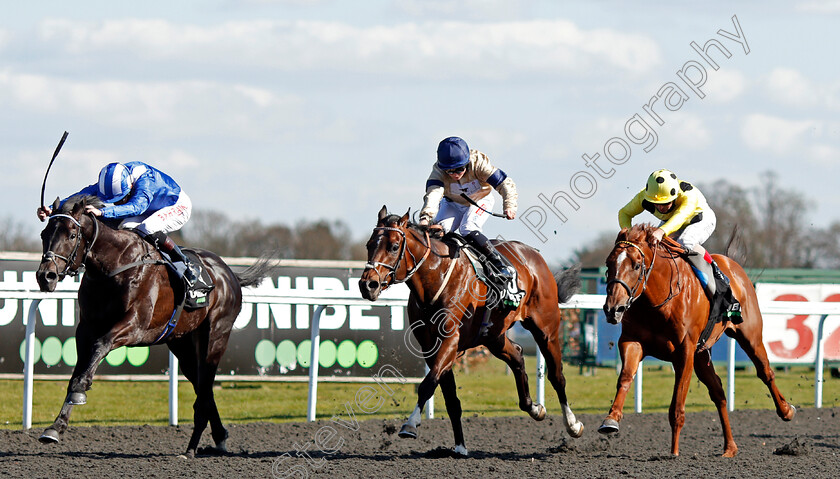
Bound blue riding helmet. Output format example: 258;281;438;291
436;137;470;170
97;162;132;203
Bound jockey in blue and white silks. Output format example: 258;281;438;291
37;161;198;283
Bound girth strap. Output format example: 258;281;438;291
107;258;168;277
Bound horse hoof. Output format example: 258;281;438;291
453;444;469;456
39;429;60;444
66;392;87;405
782;404;796;421
598;418;620;435
568;421;584;438
398;424;418;439
529;404;546;421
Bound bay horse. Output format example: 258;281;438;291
359;206;584;456
36;195;270;458
599;224;795;457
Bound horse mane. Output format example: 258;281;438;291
618;223;657;244
618;223;686;255
381;214;437;235
57;194;105;214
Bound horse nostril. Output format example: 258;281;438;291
616;305;626;313
45;272;58;282
366;280;379;291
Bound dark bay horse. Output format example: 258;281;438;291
36;195;270;457
359;207;584;456
600;224;795;457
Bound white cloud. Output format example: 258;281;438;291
0;71;304;138
667;114;711;149
166;149;201;169
741;113;820;153
397;0;528;22
765;67;840;110
807;144;840;166
796;1;840;13
35;18;661;78
704;69;746;103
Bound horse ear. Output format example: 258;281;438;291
71;198;85;215
400;209;410;226
378;205;388;221
51;197;60;211
615;228;628;242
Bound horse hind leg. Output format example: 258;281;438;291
693;350;738;457
169;331;228;459
485;334;545;421
730;327;795;421
523;319;584;438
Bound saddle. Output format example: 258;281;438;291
160;248;215;310
441;233;525;310
659;236;742;351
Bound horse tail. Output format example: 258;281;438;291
724;224;747;265
236;253;275;288
554;263;581;304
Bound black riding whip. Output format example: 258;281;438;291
40;131;69;209
459;192;506;218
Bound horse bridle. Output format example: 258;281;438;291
364;226;431;287
42;213;100;279
606;240;657;310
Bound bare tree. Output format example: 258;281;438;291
0;217;40;252
572;231;618;269
179;211;365;260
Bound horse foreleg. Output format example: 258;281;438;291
438;370;468;456
668;347;695;457
40;331;115;443
399;339;458;440
599;340;643;435
732;327;796;421
694;351;738;457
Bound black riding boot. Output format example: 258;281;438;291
145;231;198;285
711;260;742;322
464;231;514;284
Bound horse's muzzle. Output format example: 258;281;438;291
36;264;59;293
359;278;382;301
603;303;626;325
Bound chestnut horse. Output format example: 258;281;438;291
359;207;584;456
599;224;795;457
36;195;270;457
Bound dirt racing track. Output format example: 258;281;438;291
2;407;838;478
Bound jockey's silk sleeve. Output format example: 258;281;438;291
658;189;701;235
419;149;518;222
618;190;646;229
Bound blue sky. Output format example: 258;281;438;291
2;1;838;262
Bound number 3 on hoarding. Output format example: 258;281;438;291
768;294;840;360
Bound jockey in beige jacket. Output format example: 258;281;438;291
419;136;518;282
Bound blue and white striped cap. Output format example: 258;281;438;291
97;162;131;202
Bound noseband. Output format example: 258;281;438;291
42;213;100;279
364;226;431;287
606;240;657;310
